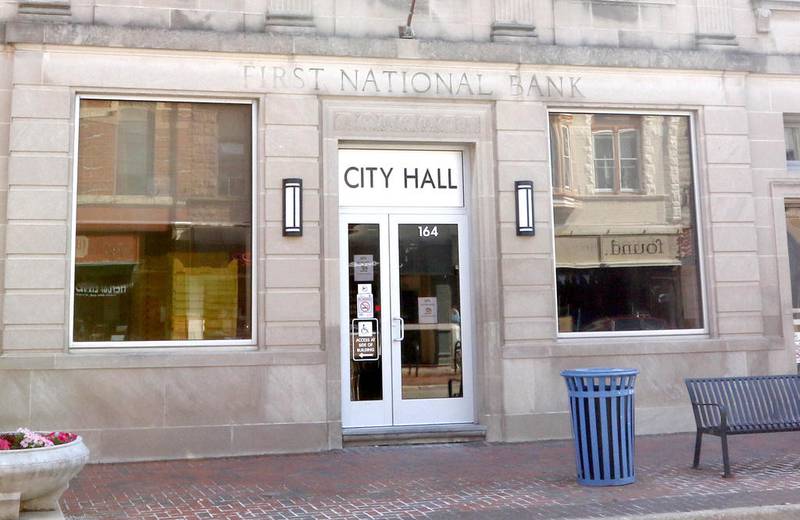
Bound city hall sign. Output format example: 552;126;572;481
243;64;585;99
338;149;464;207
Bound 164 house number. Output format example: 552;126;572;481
418;225;439;238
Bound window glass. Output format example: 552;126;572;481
551;113;703;334
561;126;572;189
785;125;800;164
619;130;639;191
74;99;253;343
550;125;559;188
593;132;614;190
784;205;800;365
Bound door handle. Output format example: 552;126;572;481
392;317;405;341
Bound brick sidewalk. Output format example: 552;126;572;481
61;431;800;519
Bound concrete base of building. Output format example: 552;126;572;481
19;508;64;520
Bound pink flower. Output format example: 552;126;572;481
45;432;77;445
16;428;53;448
0;438;11;450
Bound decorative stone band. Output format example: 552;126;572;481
266;0;314;33
334;112;482;136
491;22;537;42
6;22;799;75
16;0;71;22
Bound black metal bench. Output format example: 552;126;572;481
685;375;800;477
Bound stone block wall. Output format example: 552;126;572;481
495;100;553;344
0;46;330;461
0;44;10;354
4;56;71;353
3;0;800;54
1;20;800;460
76;0;267;33
748;75;800;370
0;0;15;21
263;93;323;349
496;69;796;442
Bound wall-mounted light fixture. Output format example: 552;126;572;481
283;178;303;236
515;181;534;236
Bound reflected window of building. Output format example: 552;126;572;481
116;104;155;195
550;116;574;194
550;113;704;335
784;116;800;170
593;131;614;190
73;99;254;344
591;116;640;192
560;126;573;190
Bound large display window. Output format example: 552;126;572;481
550;112;705;335
71;98;255;346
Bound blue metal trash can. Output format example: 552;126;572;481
561;368;638;486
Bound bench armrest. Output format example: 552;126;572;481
690;402;728;431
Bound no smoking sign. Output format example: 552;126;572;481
356;293;373;319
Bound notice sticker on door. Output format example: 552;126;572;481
357;293;374;319
358;284;372;294
418;297;438;324
354;255;374;282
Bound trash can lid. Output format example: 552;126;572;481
560;368;639;377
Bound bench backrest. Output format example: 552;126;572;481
685;375;800;429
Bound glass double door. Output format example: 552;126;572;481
341;213;473;427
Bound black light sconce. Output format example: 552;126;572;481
515;181;534;236
283;178;303;236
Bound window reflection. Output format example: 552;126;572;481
551;113;703;333
74;100;253;343
785;124;800;164
348;223;383;401
398;224;462;399
784;206;800;365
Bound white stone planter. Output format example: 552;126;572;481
0;436;89;520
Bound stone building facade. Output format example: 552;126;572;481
1;0;800;461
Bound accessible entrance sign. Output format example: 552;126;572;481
338;149;464;207
351;318;380;361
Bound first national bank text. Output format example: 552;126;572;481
243;65;584;99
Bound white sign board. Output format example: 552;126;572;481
358;320;373;337
339;149;464;207
418;297;438;324
353;254;374;281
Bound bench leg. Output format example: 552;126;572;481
720;432;732;478
692;431;702;469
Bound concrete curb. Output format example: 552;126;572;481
20;505;64;519
586;504;800;520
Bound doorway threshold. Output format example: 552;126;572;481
342;423;487;447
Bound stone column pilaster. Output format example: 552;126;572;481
695;0;737;48
491;0;537;42
265;0;315;34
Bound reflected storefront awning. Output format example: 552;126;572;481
555;234;681;268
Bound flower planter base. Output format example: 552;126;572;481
1;487;70;520
0;437;88;520
0;493;21;520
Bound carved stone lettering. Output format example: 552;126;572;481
333;112;482;136
243;64;585;99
